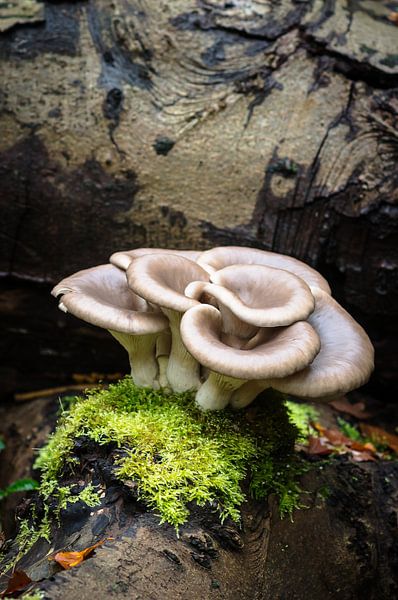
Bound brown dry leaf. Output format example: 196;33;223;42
310;423;379;461
50;539;107;570
0;569;32;597
359;424;398;454
388;12;398;24
313;423;351;447
330;397;372;419
306;436;333;456
350;449;376;462
350;440;377;454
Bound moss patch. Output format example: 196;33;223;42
34;379;309;530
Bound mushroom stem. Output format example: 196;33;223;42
109;330;159;388
156;330;172;389
230;380;270;409
196;372;244;411
163;310;201;392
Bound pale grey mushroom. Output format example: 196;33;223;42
185;264;315;349
268;288;375;400
110;248;202;271
180;304;321;410
52;264;168;388
126;254;209;392
197;246;331;294
230;288;375;409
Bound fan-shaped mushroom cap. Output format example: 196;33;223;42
180;305;320;380
110;248;202;271
186;265;315;328
271;288;374;400
52;264;168;334
126;254;209;313
197;246;331;294
126;254;210;392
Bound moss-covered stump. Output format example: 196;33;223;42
1;381;397;599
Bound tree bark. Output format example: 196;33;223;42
0;0;397;396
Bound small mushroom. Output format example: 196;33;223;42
197;246;331;294
126;254;209;392
52;264;168;388
110;248;202;271
268;288;374;401
180;304;321;410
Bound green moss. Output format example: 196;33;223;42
285;400;318;443
21;591;45;600
336;417;362;442
33;380;308;530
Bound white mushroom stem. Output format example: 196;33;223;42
229;380;270;409
156;330;172;389
109;330;159;388
196;372;244;411
163;309;201;392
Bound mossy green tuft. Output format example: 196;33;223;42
34;379;310;530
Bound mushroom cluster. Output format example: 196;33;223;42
52;246;374;410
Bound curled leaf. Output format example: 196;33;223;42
0;569;32;597
350;450;376;462
330;397;371;419
50;539;107;570
306;436;333;456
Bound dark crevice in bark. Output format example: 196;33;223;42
300;32;398;90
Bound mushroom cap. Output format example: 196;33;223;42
197;246;331;294
271;288;374;399
186;265;315;327
180;304;321;380
110;248;202;271
126;254;209;314
52;264;168;334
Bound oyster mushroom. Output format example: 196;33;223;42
230;288;374;409
197;246;331;294
110;248;202;271
185;264;315;348
180;304;320;410
268;288;375;401
126;254;209;392
52;264;168;388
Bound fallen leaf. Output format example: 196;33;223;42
359;424;398;454
330;397;372;419
0;569;32;597
350;440;377;454
313;423;351;446
50;539;107;570
388;12;398;24
350;450;376;462
309;422;379;462
306;436;333;456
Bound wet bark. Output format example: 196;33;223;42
0;0;397;397
0;394;397;599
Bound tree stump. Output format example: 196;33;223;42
0;392;397;599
